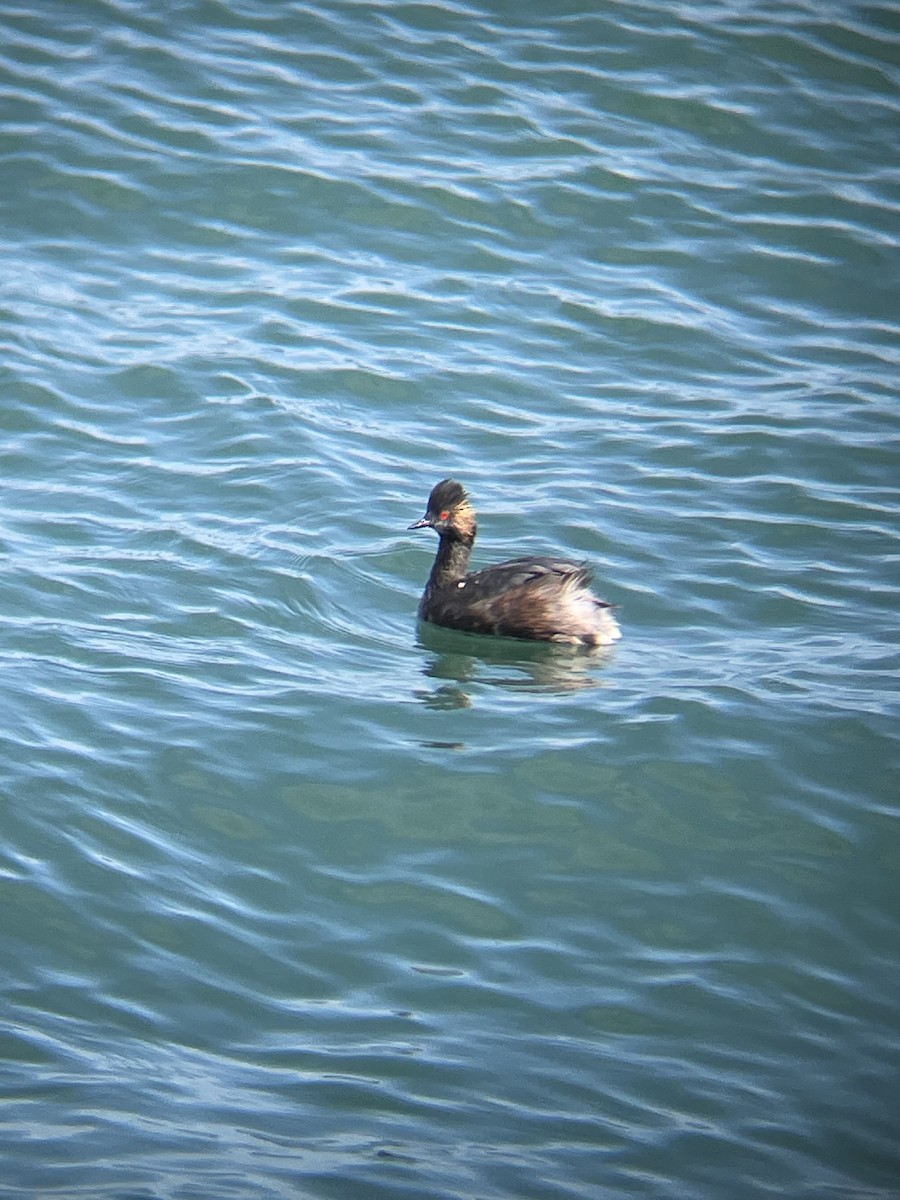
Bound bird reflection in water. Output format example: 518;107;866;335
413;620;615;710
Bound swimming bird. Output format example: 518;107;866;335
408;479;621;647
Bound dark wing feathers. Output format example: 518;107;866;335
426;556;607;641
466;556;592;595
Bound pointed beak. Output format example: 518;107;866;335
408;515;433;530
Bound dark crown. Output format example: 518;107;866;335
427;479;468;513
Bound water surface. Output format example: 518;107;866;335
1;1;898;1197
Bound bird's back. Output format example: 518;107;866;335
419;555;620;646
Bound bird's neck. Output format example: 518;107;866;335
426;530;474;593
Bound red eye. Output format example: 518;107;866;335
439;510;449;520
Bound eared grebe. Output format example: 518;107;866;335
408;479;621;647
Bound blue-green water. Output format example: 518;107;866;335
2;1;898;1197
